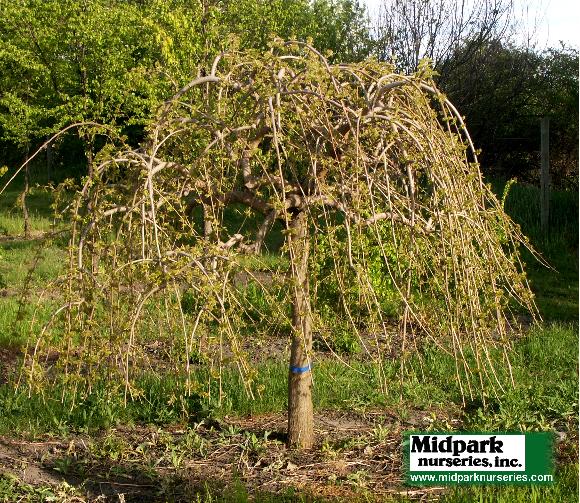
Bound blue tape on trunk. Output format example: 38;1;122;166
290;363;311;374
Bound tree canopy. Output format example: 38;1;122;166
21;41;538;448
441;40;579;186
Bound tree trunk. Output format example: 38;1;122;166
46;138;53;183
287;210;314;449
85;135;94;178
21;146;31;239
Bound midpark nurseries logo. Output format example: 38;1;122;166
403;432;553;485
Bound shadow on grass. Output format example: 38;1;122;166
492;179;579;322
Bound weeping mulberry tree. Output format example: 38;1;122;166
23;41;536;449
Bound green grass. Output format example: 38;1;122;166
0;232;65;348
0;323;576;438
440;463;578;503
0;475;82;503
0;211;52;236
524;249;578;321
0;180;577;502
0;188;56;234
0;238;64;284
0;188;64;311
490;179;579;321
494;179;578;252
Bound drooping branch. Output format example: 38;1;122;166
23;40;539;428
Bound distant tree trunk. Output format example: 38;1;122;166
287;210;314;449
202;203;213;239
21;145;31;239
85;134;94;178
540;117;550;233
46;138;53;183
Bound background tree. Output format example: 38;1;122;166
0;0;373;181
0;0;168;179
441;41;578;186
22;42;537;449
215;0;372;61
373;0;514;73
439;39;540;177
531;45;579;187
372;0;578;186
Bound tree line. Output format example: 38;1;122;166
0;0;577;187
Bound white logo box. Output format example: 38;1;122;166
409;434;526;472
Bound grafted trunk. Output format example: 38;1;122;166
287;210;314;449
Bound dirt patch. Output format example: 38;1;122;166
0;438;72;487
0;407;459;502
0;345;21;385
0;230;48;243
1;406;577;501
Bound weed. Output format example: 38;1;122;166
0;474;81;502
90;434;131;462
370;424;391;443
346;469;369;487
241;431;270;456
52;456;75;475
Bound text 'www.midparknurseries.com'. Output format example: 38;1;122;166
403;433;553;485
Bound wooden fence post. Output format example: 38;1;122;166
540;117;550;233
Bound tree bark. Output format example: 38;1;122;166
287;210;314;449
21;145;31;239
85;134;94;178
46;139;53;182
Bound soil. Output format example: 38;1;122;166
0;407;460;502
0;345;21;385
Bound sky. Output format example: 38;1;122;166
362;0;579;49
521;0;579;48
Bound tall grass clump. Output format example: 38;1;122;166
494;179;578;254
